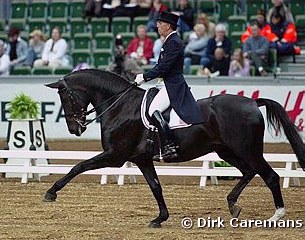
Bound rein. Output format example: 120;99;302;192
60;78;137;127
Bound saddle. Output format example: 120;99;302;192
142;88;190;162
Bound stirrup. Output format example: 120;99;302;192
152;144;178;161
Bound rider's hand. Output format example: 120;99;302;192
134;74;145;85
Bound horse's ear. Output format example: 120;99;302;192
45;81;60;89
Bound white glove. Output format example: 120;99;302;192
134;74;145;85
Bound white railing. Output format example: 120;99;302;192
0;150;304;188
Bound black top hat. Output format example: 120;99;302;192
157;11;179;26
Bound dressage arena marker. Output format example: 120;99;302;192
0;150;303;188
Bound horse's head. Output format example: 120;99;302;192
46;78;90;136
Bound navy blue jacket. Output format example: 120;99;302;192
143;32;203;124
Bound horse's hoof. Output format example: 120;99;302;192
230;205;242;218
148;221;162;228
43;192;57;202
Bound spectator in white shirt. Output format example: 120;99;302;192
34;27;69;69
0;40;10;76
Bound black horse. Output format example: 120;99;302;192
45;69;305;228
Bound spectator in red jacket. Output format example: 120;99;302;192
241;9;274;44
269;13;297;55
127;25;154;65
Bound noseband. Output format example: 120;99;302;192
58;78;136;128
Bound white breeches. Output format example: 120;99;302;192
148;86;171;117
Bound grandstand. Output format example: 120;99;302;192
0;0;304;77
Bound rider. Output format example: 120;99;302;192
134;11;203;160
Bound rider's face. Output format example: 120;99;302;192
157;21;170;37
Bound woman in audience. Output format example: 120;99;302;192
191;13;215;40
228;48;250;77
24;30;46;67
34;27;69;69
184;24;208;75
172;0;194;34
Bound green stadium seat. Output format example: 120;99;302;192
73;33;92;50
0;32;6;41
95;32;113;49
296;15;305;38
217;0;237;21
49;1;68;19
198;0;216;15
112;17;131;36
120;32;136;48
29;1;48;19
190;65;202;75
70;18;88;37
32;66;53;75
93;49;113;67
11;2;28;19
9;19;26;31
70;0;85;19
182;31;192;43
228;15;247;36
141;65;153;73
133;16;149;31
28;20;46;33
72;50;91;66
290;1;305;16
53;66;73;75
91;18;109;36
11;66;32;75
246;0;264;20
230;31;243;50
0;19;5;31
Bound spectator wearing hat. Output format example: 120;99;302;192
6;28;28;68
24;30;46;67
0;40;10;76
127;25;154;66
34;27;69;69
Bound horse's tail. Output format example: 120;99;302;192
256;98;305;170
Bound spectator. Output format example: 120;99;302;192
190;13;215;40
199;47;229;77
267;0;294;24
200;23;231;68
34;27;69;69
146;0;168;32
150;35;165;65
127;25;154;66
269;13;297;56
184;24;208;75
0;40;10;76
243;23;269;76
172;0;194;34
113;0;140;18
24;30;46;67
241;9;274;44
6;28;28;68
228;48;250;77
83;0;103;18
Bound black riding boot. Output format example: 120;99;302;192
151;110;178;161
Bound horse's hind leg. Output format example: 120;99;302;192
44;152;123;201
216;150;256;218
136;161;169;228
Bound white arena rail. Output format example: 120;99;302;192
0;150;304;188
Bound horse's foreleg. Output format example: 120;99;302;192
137;161;169;228
44;152;122;202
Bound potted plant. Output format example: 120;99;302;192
5;93;49;180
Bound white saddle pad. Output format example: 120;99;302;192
141;89;192;130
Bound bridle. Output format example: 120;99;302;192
58;78;137;128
